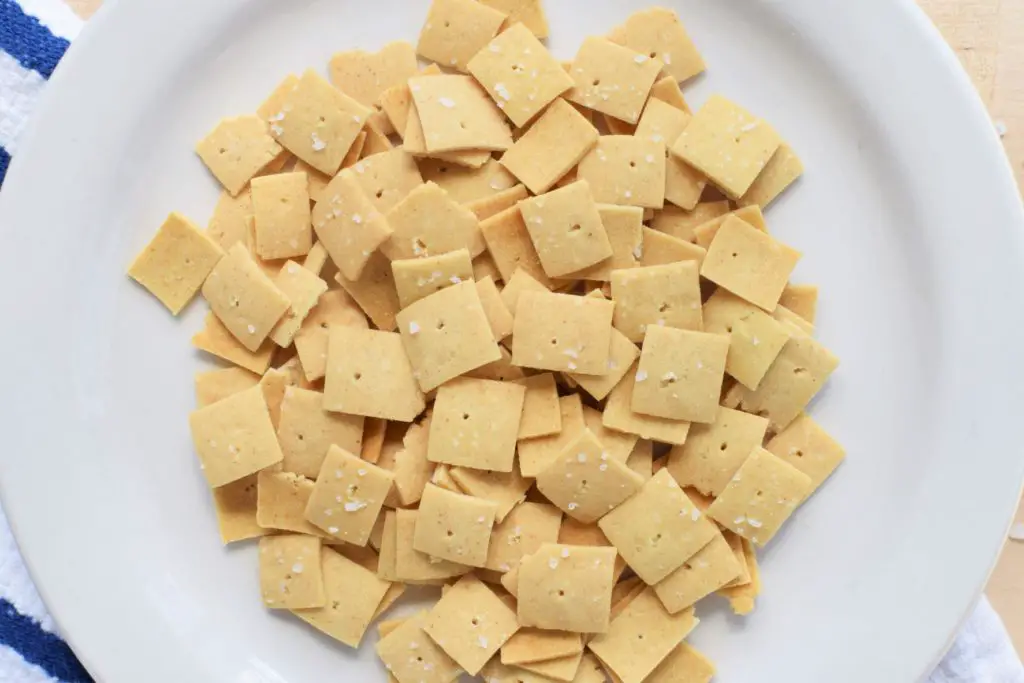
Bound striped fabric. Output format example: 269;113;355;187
0;1;1020;681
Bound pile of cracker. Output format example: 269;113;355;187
126;1;843;681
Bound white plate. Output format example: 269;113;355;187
0;0;1022;681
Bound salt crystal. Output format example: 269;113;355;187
439;97;457;109
635;369;648;382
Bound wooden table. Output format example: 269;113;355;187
60;0;1024;656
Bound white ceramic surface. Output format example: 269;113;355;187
0;0;1022;681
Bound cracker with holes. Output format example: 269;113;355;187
428;377;526;472
513;373;562;439
201;243;290;351
603;362;691;445
403;100;495;168
577;136;666;209
610;261;702;342
501;628;582;666
517;543;617;633
257;470;326;537
420;158;516;204
293;289;368;383
569;327;639;402
468;23;574;128
566;37;663;124
268;261;327;347
192;312;274;374
392;248;474;308
349;149;424;213
608;7;705;83
251;172;312;260
277;387;364;478
311;170;393;281
481;210;552;289
384;182;484;259
476;276;514;340
424;574;520;674
536;429;645;524
258;534;325;609
323;326;425;421
195;115;285;196
305;445;393;545
449;465;533;523
632;326;730;424
766;413;846;493
666;406;769;497
380;419;435;507
636;98;707;210
653;531;743;614
646;643;716;683
128;212;224;315
377;611;463;683
195;367;259;408
481;0;548;37
707;448;813;546
511;290;614;375
703;288;792;390
485;501;562;574
740;142;804;208
328;41;418;108
499;99;599;195
334;252;403;331
394;509;471;582
559;204;644;281
417;0;507;72
638;227;707;268
410;74;513;152
519;181;613;278
414;484;498;567
211;475;264;544
598;469;718;584
582;407;640;466
702;216;801;311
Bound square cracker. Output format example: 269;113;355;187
277;386;364;478
517;543;617;633
414;484;498;567
739;142;804;208
305;445;394;546
608;7;705;83
631;326;730;424
702;288;791;390
416;0;507;72
717;537;760;615
403;100;494;168
251;172;312;261
467;23;574;128
377;612;462;683
511;290;614;375
192;312;274;375
598;469;719;584
128;212;223;315
568;327;638;403
380;420;435;507
256;470;325;537
476;276;514;340
392;248;475;309
635;99;706;210
536;429;645;524
397;280;502;392
603;362;690;445
349;149;424;213
467;346;527;383
577;136;666;209
334;252;402;331
653;531;742;615
779;283;818;325
206;189;252;251
311;169;392;281
645;643;716;683
424;574;519;675
666;406;769;497
381;64;443;141
502;628;582;666
519;181;613;278
469;184;530;221
499;99;599;196
557;205;643;282
189;385;283;488
637;227;706;268
202;243;290;352
211;474;265;544
292;546;391;648
671;95;781;199
650;75;691;114
610;261;702;343
258;534;325;609
293;289;368;383
701;216;800;311
518;393;586;477
270;69;371;176
513;373;562;439
328;41;419;107
485;501;562;573
691;205;767;248
195;115;284;196
428;377;526;472
581;407;639;467
394;509;471;582
323;326;425;422
765;413;846;492
479;0;548;37
517;651;584;681
384;182;484;259
410;74;513;152
268;261;327;347
479;205;552;287
566;37;663;125
707;448;813;546
499;268;549;316
449;465;533;523
587;589;698;683
419;157;517;204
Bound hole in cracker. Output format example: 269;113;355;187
629;161;637;169
462;413;470;420
318;116;326;124
731;252;738;258
550;338;558;345
218;147;227;154
794;449;804;458
444;20;451;27
658;302;670;313
684;563;693;571
353;372;362;380
638;633;645;640
376;189;384;199
439;166;449;174
650;52;658;59
459;121;468;129
756;489;764;497
471;617;480;626
592;78;601;87
297;434;304;441
568;224;581;233
447;529;454;537
793;367;808;375
557;589;565;597
437;321;446;330
660;376;677;388
720;442;728;451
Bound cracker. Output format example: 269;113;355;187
774;303;815;335
189;384;283;487
362;116;395;157
625;439;654;481
518;393;587;477
304;445;393;545
518;181;614;278
467;23;574;128
602;362;690;445
392;248;475;309
201;243;290;351
277;386;364;478
702;288;791;390
700;216;800;311
397;281;502;392
706;448;813;546
607;7;705;83
779;283;818;325
414;484;498;567
381;419;437;507
394;509;471;582
479;0;549;37
691;205;767;249
569;328;639;402
469;184;531;221
328;41;419;108
671;95;781;199
666;406;769;497
361;417;388;465
403;99;496;168
349;149;425;213
511;290;614;375
644;643;716;683
419;157;517;204
323;326;426;422
259;367;290;430
467;346;529;383
577;136;666;209
517;650;585;681
311;169;393;281
476;276;515;340
652;530;742;614
518;543;617;633
566;37;662;124
535;429;645;524
335;251;402;331
636;229;705;270
631;326;730;424
717;537;761;614
127;212;224;315
598;469;718;584
383;181;484;259
410;74;514;152
251;172;313;261
581;406;640;464
300;241;329;275
258;534;325;609
292;546;391;648
481;207;552;288
513;373;562;439
268;261;327;347
610;261;702;343
765;413;845;493
502;628;582;666
195;115;285;196
256;470;326;537
293;289;368;383
428;377;526;472
424;574;519;674
485;501;562;573
738;142;804;208
499;99;599;195
636;99;706;210
206;189;252;251
416;0;507;72
377;612;463;683
649;75;691;114
449;464;533;523
192;312;274;375
557;205;643;282
587;589;697;683
211;474;266;544
380;64;443;139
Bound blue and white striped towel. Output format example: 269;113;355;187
0;1;1022;681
